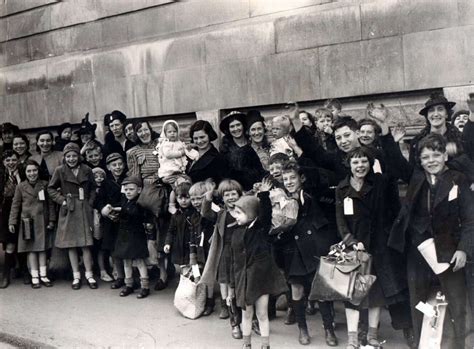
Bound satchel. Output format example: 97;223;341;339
137;182;168;218
22;217;34;241
309;243;376;305
173;266;206;319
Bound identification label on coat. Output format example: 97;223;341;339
199;232;204;247
344;197;354;215
38;189;45;201
78;188;84;201
372;159;382;174
448;185;458;201
211;203;221;212
192;264;201;278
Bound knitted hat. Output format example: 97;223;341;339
63;142;80;155
160;120;180;139
234;195;260;221
104;110;127;127
92;167;106;177
106;152;123;164
451;109;469;123
122;175;142;187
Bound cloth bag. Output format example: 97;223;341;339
174;266;206;319
137;182;168;218
309;243;376;305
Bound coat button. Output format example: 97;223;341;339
295;235;299;240
307;230;312;235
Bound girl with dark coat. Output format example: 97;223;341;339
186;120;227;184
229;179;287;349
8;160;56;288
334;148;409;349
47;143;97;290
219;111;267;191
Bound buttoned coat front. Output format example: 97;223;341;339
48;164;95;248
9;180;56;253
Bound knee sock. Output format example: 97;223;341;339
140;277;149;289
125;277;133;287
243;335;251;346
293;299;307;330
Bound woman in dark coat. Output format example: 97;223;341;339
219;111;266;191
230;182;287;349
186;120;227;184
334;147;408;349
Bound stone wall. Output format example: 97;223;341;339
1;0;473;131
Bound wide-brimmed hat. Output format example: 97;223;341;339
219;111;247;135
419;93;456;117
246;110;265;129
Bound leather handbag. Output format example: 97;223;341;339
309;243;376;305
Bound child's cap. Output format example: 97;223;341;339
92;167;106;177
106;152;123;164
234;195;260;221
57;122;72;136
63;142;80;155
452;109;469;123
122;175;142;187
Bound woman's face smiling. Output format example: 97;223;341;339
37;134;53;154
249;121;265;144
12;137;27;156
427;105;448;129
192;130;211;151
136;123;152;144
229;120;244;140
25;164;39;183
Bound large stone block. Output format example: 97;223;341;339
145;73;167;115
72;83;96;120
174;0;249;32
6;90;48;129
46;87;73;125
73;57;93;84
4;63;47;94
92;49;144;82
5;0;57;16
5;38;30;66
50;0;99;30
28;33;56;61
275;5;361;53
458;0;474;26
0;19;7;42
204;22;275;64
319;41;365;98
361;36;404;94
7;7;51;40
250;0;329;17
0;42;5;68
403;27;472;90
400;0;458;35
101;15;130;48
443;85;474;110
127;6;176;42
69;21;102;52
93;77;132;117
47;59;75;88
360;0;402;40
163;35;205;70
95;0;173;18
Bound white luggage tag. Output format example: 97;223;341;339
211;203;221;212
199;232;205;247
185;148;200;161
416;301;436;318
343;197;354;215
38;189;45;201
78;188;84;201
372;159;382;174
448;185;458;201
192;264;201;278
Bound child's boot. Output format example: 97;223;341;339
0;252;14;289
137;277;150;299
220;298;230;319
120;277;134;297
202;297;215;316
285;292;295;325
111;278;125;289
294;299;310;345
85;271;98;289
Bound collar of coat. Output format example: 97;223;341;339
189;145;220;170
21;180;48;196
63;163;91;185
338;173;376;198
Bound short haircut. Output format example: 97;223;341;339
13;133;30;150
323;98;342;111
23;159;40;169
417;133;446;155
269;153;290;166
35;130;54;153
333;116;358;133
85;141;103;153
345;147;374;168
2;149;18;161
175;182;192;197
282;160;304;177
189;181;209;197
189;120;218;142
272;115;291;130
314;107;334;120
217;179;243;197
358;118;382;135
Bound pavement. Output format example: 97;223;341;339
0;274;410;349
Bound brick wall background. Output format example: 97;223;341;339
1;0;473;135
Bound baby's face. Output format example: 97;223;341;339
272;122;288;139
165;125;178;142
94;173;105;186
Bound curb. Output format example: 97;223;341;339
0;331;56;349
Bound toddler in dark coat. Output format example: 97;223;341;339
230;178;287;349
113;176;154;299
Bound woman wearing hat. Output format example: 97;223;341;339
103;110;135;157
246;110;271;171
48;142;97;290
30;131;63;181
187;120;227;184
219;111;267;191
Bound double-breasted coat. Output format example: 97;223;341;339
48;163;95;248
113;198;151;260
30;151;63;180
335;174;408;299
230;192;287;309
9;180;56;253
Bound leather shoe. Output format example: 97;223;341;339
120;286;134;297
219;299;230;319
232;325;243;339
154;279;168;291
111;278;125;289
31;277;41;289
285;307;296;325
71;278;81;290
137;288;150;299
324;328;338;346
86;277;98;289
202;298;215;316
403;327;416;349
40;277;53;287
298;327;310;345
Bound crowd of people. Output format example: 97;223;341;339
1;94;474;349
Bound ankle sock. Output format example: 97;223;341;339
243;335;251;346
39;266;47;277
85;271;94;280
125;277;134;287
73;271;81;280
140;277;150;289
367;326;378;342
31;270;39;283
